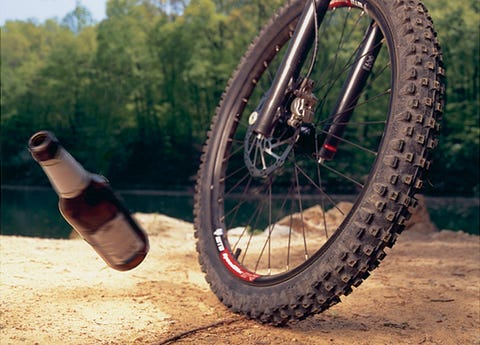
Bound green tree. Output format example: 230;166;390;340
423;0;479;196
62;2;96;33
1;0;478;194
1;20;85;182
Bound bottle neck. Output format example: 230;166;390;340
29;131;90;198
39;148;91;198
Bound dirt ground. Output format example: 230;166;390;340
1;213;479;345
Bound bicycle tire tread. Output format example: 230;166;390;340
194;0;444;325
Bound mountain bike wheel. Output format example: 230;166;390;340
195;0;444;325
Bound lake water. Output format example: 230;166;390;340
0;187;195;238
1;186;478;238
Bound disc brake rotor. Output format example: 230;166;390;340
244;123;298;178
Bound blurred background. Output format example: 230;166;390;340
1;0;478;238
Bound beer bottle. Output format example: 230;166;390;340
28;131;149;271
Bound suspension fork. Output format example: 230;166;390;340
318;21;384;161
251;0;330;137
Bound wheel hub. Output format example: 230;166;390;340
244;79;317;178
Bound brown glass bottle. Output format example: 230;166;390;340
28;131;149;271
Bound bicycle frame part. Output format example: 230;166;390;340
251;0;330;137
318;20;384;161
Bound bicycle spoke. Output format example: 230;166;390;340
207;3;395;279
293;162;309;260
194;0;444;324
317;126;379;156
318;160;364;189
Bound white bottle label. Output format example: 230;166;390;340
88;213;144;266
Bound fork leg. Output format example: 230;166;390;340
252;0;330;137
318;20;384;161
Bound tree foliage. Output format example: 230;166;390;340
423;0;479;195
1;0;478;195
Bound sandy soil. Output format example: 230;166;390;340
1;213;479;345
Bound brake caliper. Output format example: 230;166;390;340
288;79;318;128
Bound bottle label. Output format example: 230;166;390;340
88;213;145;266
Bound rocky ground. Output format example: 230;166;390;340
1;213;479;345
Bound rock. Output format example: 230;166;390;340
324;202;353;225
227;227;248;236
263;224;296;237
275;204;325;233
134;212;193;236
273;196;438;235
69;212;193;239
274;202;353;234
404;195;438;233
302;204;326;223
